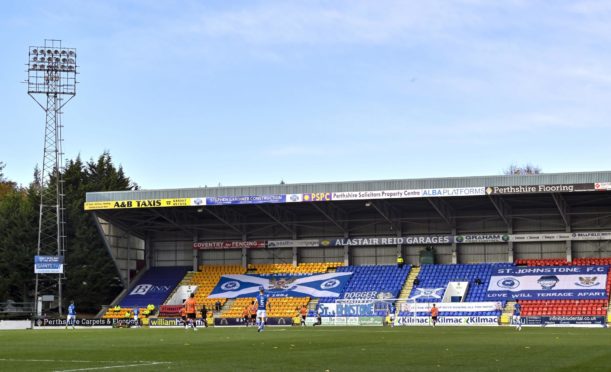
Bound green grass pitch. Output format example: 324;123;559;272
1;326;610;371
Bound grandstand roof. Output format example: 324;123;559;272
86;171;611;202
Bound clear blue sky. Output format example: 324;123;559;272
1;1;610;189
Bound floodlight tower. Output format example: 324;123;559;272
26;39;77;316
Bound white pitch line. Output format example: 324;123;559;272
0;358;163;364
53;361;170;372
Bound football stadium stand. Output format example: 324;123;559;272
157;265;246;317
399;263;512;317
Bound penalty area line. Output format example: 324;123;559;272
53;361;171;372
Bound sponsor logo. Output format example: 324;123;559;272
486;184;595;195
343;291;378;300
538;275;560;290
221;281;241;291
397;316;499;326
595;182;611;191
35;318;115;327
576;276;600;287
287;194;302;202
303;193;332;202
497;277;520;289
269;277;297;290
129;284;172;295
321;279;341;290
192;198;204;206
130;284;152;295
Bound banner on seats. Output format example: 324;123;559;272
208;272;352;299
486;265;609;300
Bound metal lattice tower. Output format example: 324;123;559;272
26;39;77;316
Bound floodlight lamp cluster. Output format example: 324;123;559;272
29;48;77;73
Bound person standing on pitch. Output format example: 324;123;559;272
313;310;322;326
65;300;76;329
256;286;271;332
300;305;308;326
513;302;522;331
201;304;209;328
430;304;439;327
185;293;198;331
249;301;257;327
133;306;140;328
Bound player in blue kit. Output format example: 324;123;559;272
255;286;271;332
512;302;522;331
388;303;396;328
65;300;76;329
133;306;140;328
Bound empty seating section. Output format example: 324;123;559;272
221;297;310;318
249;262;342;275
317;265;411;316
338;265;410;299
221;298;255;318
519;300;607;316
400;263;511;317
190;265;246;308
516;257;611;317
573;257;611;266
515;258;568;266
103;307;146;319
267;297;310;318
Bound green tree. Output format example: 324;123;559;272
0;184;38;302
0;153;135;313
62;153;134;312
0;162;17;199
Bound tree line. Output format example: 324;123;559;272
0;153;134;313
